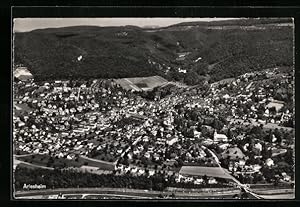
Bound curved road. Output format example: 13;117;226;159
203;146;263;199
13;156;54;170
203;146;294;199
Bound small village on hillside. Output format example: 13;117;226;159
13;65;294;199
12;16;295;200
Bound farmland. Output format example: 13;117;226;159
114;76;168;92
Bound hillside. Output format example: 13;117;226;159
168;18;292;28
14;18;294;84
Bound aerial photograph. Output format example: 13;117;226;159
13;17;294;199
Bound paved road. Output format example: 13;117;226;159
13;156;54;170
14;187;241;199
204;146;294;199
14;153;35;158
203;146;262;199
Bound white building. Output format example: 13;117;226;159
214;131;228;143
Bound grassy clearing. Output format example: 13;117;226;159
16;153;116;171
17;154;83;168
179;166;233;180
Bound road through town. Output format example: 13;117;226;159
204;146;294;199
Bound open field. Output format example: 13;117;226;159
15;154;115;171
16;154;82;168
114;76;168;91
13;103;33;116
179;166;233;180
79;156;115;170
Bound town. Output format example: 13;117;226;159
13;66;294;199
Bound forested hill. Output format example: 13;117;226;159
14;18;294;84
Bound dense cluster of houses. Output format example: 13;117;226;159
13;67;294;186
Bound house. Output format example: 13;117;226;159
239;159;246;167
219;143;230;150
208;177;218;184
223;94;230;99
254;143;263;152
281;172;291;182
252;164;262;172
202;138;214;146
272;134;277;143
144;152;151;159
166;137;178;146
266;100;285;112
193;130;201;138
266;158;274;167
213;130;228;143
149;170;155;176
178;68;187;73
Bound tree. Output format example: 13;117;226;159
184;71;201;86
158;193;164;198
269;106;277;115
284;149;294;165
203;174;208;185
149;180;153;190
261;166;275;182
168;70;181;82
213;119;223;131
46;157;54;167
154;182;165;191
